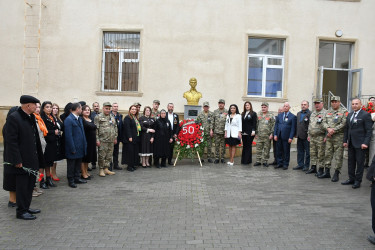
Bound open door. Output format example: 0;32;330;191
348;68;363;112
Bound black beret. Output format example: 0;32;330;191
20;95;40;104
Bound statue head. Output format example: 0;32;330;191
189;77;197;88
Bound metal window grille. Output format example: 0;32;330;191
101;32;140;92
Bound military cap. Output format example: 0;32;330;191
20;95;40;104
313;97;323;103
203;101;209;107
153;100;160;104
331;96;340;101
261;102;269;107
136;102;142;106
218;99;225;104
102;102;112;107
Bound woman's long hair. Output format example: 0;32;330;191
229;104;240;115
241;101;253;117
40;101;54;121
128;105;138;119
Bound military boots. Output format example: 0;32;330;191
318;168;331;179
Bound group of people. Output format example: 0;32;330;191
3;95;375;222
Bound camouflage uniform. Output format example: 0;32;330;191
212;108;228;160
323;107;347;172
308;109;327;168
196;110;214;159
256;112;275;164
95;113;118;170
151;109;160;120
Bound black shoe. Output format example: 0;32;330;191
263;163;269;167
341;179;355;185
293;165;303;170
40;179;49;189
214;159;219;164
91;164;97;170
161;163;167;167
168;162;173;166
81;175;91;180
46;177;57;187
282;166;288;170
156;165;161;169
305;166;317;174
331;170;340;182
274;165;283;169
114;165;123;170
28;208;41;214
270;160;277;166
75;178;87;184
208;159;213;163
8;201;16;208
315;168;324;177
221;159;225;163
127;166;134;172
368;235;375;245
318;168;331;179
201;159;205;163
16;212;36;220
302;167;309;172
68;182;77;188
253;162;261;166
352;181;361;189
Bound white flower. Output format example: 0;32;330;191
186;145;190;149
200;127;204;130
177;141;180;145
195;144;198;148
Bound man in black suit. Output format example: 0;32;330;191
293;100;311;171
342;98;373;189
274;102;297;170
3;95;44;220
167;103;180;165
368;155;375;245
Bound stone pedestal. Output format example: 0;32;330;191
184;105;202;119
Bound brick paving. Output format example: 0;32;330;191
0;152;374;249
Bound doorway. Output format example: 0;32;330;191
322;70;348;107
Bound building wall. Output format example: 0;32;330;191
1;0;375;141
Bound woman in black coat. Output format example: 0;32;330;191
122;105;141;172
40;101;58;188
81;105;97;179
241;101;257;165
153;110;173;168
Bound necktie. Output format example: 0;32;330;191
350;112;357;123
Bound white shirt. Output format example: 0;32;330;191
168;112;174;130
72;113;79;120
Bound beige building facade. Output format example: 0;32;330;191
1;0;375;141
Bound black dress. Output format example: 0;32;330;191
82;118;97;164
153;118;172;158
241;111;257;164
139;116;155;156
42;113;58;167
122;115;140;168
55;118;65;161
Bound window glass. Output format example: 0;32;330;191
335;43;351;69
318;42;334;68
248;57;263;96
265;68;283;97
248;38;284;55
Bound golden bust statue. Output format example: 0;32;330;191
183;77;202;105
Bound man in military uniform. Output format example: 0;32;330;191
110;102;123;170
211;99;228;164
151;100;160;119
134;102;142;118
306;98;327;176
320;96;347;181
196;101;214;163
254;102;275;167
94;102;118;177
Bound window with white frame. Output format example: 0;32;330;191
247;38;285;97
102;32;140;92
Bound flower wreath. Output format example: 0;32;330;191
362;102;375;114
175;119;206;160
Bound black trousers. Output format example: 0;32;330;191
67;158;82;182
241;134;254;164
272;139;277;162
348;143;365;182
276;139;290;167
372;182;375;234
16;174;36;215
168;141;175;163
112;142;120;167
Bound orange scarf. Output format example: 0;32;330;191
34;113;48;137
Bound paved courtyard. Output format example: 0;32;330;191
0;152;374;249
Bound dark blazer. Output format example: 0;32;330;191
344;110;373;148
169;113;180;136
3;108;44;174
274;112;297;140
296;109;311;140
41;113;58;163
241;111;257;134
122;115;139;144
64;113;87;159
111;111;123;142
